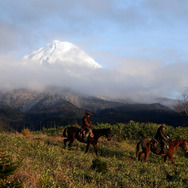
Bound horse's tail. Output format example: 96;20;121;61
136;140;142;157
63;127;69;137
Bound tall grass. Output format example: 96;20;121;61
0;121;187;187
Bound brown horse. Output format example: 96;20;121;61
136;138;188;165
63;127;111;156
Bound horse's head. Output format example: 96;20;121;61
180;139;188;152
105;128;111;141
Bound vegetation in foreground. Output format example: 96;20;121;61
0;121;188;188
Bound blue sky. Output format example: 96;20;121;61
0;0;188;101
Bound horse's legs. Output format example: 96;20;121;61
144;151;149;163
93;143;98;156
86;142;98;156
64;135;74;149
138;149;149;163
64;139;69;149
65;132;76;150
143;148;150;163
164;155;168;163
138;152;144;161
68;139;74;149
169;155;175;165
85;142;90;154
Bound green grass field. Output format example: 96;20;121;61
0;122;188;187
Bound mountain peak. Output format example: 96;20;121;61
50;40;76;52
23;40;102;69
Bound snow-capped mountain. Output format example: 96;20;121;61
23;40;102;69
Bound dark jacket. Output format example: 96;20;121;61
154;126;168;141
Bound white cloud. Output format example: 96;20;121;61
0;54;188;102
0;0;188;102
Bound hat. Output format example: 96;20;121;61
86;111;93;116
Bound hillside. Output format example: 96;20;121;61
0;106;25;131
1;102;187;131
0;88;187;131
0;88;124;113
0;122;188;187
95;103;188;127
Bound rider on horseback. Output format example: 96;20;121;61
81;111;94;141
154;123;169;154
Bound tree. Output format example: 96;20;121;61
174;90;188;116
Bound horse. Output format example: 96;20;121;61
63;127;111;156
136;138;188;165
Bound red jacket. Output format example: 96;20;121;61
82;115;93;128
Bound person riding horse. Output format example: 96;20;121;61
154;123;169;154
81;111;94;141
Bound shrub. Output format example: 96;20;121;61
0;149;23;187
21;128;30;136
92;158;108;173
97;121;188;142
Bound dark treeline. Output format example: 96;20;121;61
0;104;188;132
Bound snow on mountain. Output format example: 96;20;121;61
23;40;102;69
0;87;124;113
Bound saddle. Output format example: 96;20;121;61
78;129;86;140
150;138;169;153
78;129;94;141
150;138;159;150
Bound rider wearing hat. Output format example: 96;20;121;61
154;123;169;154
81;111;94;141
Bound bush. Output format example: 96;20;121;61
92;158;108;173
96;121;188;142
21;128;30;136
0;149;23;187
42;126;66;136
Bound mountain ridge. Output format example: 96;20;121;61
0;87;187;131
0;87;125;113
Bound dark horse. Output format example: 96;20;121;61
136;138;188;165
63;127;111;156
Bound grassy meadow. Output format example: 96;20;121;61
0;121;188;188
